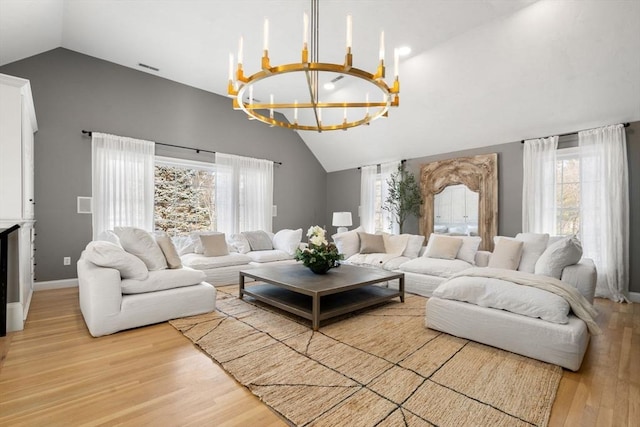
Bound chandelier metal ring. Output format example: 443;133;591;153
235;62;397;131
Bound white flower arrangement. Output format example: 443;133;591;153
295;225;344;274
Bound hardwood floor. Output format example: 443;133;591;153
0;288;638;426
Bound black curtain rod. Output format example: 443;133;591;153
81;130;283;165
520;123;630;144
357;159;406;171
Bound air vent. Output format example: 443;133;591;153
138;63;160;72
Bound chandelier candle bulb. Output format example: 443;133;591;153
303;12;309;46
270;94;274;119
294;100;298;122
379;31;385;62
238;37;243;65
263;18;269;52
228;53;234;82
346;15;352;49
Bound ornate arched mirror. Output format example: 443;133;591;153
419;153;498;251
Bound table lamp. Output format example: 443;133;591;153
332;212;353;233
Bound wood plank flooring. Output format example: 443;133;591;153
1;287;638;426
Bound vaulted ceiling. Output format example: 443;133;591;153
1;0;639;172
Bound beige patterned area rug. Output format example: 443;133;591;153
170;286;562;427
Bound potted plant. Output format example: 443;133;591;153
382;163;423;234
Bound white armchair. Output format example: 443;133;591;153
77;258;216;337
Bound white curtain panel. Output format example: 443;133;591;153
380;161;401;234
215;152;273;234
360;165;378;233
91;132;155;239
579;124;629;302
522;136;558;234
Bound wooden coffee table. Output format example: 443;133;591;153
239;263;404;330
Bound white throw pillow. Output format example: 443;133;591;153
382;233;409;256
424;234;463;260
456;236;482;264
534;235;583;279
514;233;549;273
114;227;168;271
402;234;425;258
154;233;183;269
84;241;149;280
488;237;524;270
331;226;364;259
228;233;252;254
97;230;122;248
272;228;303;256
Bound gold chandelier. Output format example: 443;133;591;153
227;0;400;132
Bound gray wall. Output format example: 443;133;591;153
326;124;640;293
0;48;327;282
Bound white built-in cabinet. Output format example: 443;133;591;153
0;73;37;332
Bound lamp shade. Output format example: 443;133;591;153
332;212;353;227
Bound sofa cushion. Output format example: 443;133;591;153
114;227;168;271
155;233;183;269
424;234;463;260
399;257;472;277
246;249;292;263
456;236;482;265
332;226;363;259
242;230;274;251
514;233;550;273
181;253;252;270
84;241;149;280
200;233;230;257
402;234;425;258
488;238;524;270
346;253;399;269
433;276;570;324
121;268;206;294
272;228;303;256
381;256;411;271
535;235;583;279
228;233;251;254
358;232;385;254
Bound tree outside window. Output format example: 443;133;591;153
154;157;215;235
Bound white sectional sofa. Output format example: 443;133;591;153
174;229;302;285
332;229;598;370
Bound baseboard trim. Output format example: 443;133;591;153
629;292;640;303
34;278;79;291
7;302;24;332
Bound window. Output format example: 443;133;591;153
154;156;215;235
555;147;580;236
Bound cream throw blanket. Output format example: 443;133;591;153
449;267;601;335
